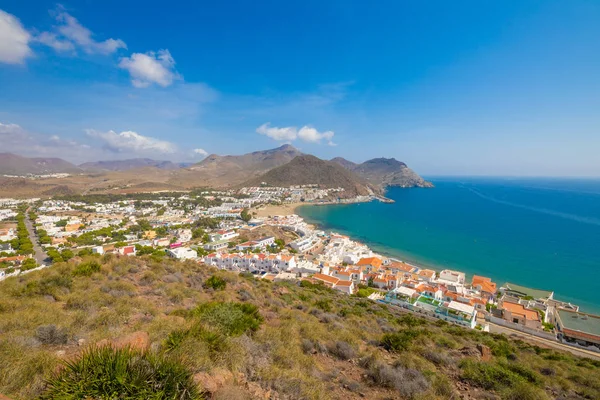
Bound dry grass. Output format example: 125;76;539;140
0;256;598;399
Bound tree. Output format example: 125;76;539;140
61;249;74;261
192;228;205;239
137;219;152;231
77;248;94;257
240;208;251;222
195;248;208;257
21;258;38;271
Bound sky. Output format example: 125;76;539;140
0;1;599;176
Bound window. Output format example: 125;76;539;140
513;318;519;324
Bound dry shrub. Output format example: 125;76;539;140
366;359;430;399
35;325;68;345
327;341;356;361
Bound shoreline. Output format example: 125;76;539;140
256;199;598;314
252;195;394;219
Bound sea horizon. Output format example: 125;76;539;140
297;177;600;314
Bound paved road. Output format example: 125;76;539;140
24;209;49;265
383;302;600;360
488;322;600;360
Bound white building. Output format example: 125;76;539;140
167;247;197;260
203;252;296;273
438;269;466;285
209;229;238;242
290;235;320;253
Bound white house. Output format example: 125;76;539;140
438;269;466;285
209;229;238;242
335;280;355;295
167;247;197;260
92;246;105;255
204;240;229;251
203;252;296;273
290;235;320;253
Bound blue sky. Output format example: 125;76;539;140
0;1;599;176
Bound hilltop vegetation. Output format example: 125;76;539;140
0;255;598;399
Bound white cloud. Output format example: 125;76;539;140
119;50;179;88
193;148;208;157
86;129;177;154
35;31;75;52
0;10;32;64
53;11;126;55
298;126;336;146
256;123;336;145
256;122;297;141
0;121;90;159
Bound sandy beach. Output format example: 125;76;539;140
252;202;304;218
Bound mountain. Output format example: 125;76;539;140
79;158;183;171
332;157;433;188
330;157;358;170
184;144;303;186
0;153;82;175
242;154;378;198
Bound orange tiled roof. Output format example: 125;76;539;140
388;261;415;272
502;301;539;321
418;269;436;278
313;273;340;285
357;257;383;268
472;275;497;293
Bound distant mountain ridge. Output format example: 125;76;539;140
185;144;303;186
0;153;82;175
80;158;188;171
0;147;431;197
242;154;378;198
331;156;433;188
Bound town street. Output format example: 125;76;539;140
25;208;49;266
488;322;600;360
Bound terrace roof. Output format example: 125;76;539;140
502;282;553;300
447;300;475;315
557;309;600;337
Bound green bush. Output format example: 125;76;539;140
21;274;72;297
314;299;332;312
193;302;262;336
203;275;227;291
459;359;523;390
381;329;424;352
502;381;550;400
72;261;101;277
41;346;202;399
355;287;376;298
164;329;188;352
502;362;542;385
397;314;427;327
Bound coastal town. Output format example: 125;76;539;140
1;187;599;357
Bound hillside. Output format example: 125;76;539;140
0;255;598;399
0;153;82;176
243;155;378;198
330;157;358;170
185;144;303;187
332;157;433;188
80;158;184;171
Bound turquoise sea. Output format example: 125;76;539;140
297;178;600;314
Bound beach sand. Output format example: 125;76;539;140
253;202;304;218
